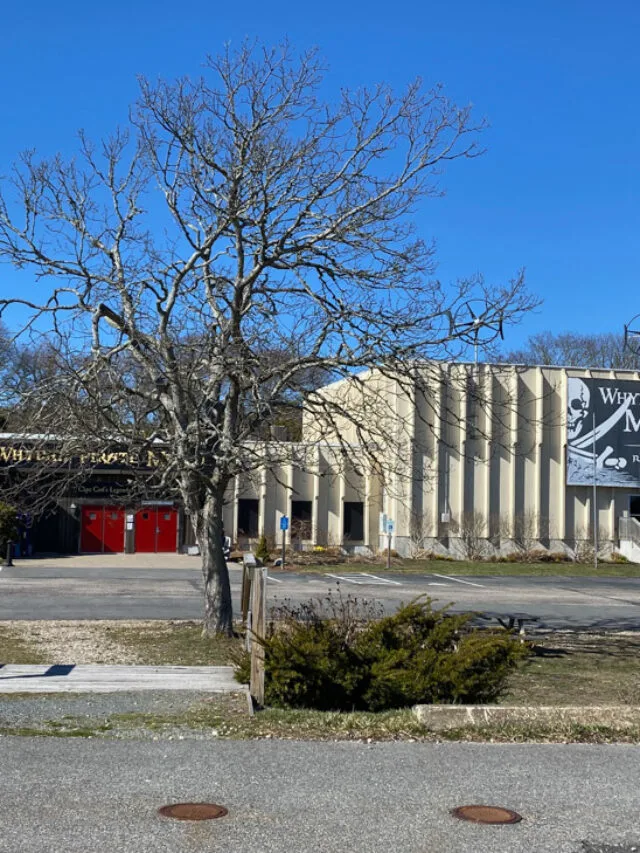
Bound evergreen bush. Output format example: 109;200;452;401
236;594;529;711
255;534;270;564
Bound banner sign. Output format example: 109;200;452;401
0;445;165;470
567;377;640;486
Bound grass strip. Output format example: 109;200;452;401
0;625;48;664
284;559;640;577
101;620;243;666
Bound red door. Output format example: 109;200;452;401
80;506;125;553
102;507;125;553
135;508;156;553
134;506;177;553
156;508;177;552
80;506;103;553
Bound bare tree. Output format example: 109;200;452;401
498;331;640;370
0;42;534;634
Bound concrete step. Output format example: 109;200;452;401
0;663;242;693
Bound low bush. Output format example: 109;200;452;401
237;593;529;711
490;550;571;564
607;551;629;564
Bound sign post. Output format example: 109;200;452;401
385;518;395;569
280;515;289;571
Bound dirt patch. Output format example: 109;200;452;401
1;620;242;666
3;620;157;664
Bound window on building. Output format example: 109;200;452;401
343;501;364;541
291;500;313;539
237;499;259;537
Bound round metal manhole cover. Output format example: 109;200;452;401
451;805;522;825
158;802;229;821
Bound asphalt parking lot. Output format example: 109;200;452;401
1;557;640;629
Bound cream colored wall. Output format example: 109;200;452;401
225;363;640;555
387;363;640;553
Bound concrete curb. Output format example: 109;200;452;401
412;704;640;731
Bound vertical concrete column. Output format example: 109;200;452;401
287;462;294;545
558;370;567;541
312;446;321;545
259;464;268;537
431;367;444;537
458;369;468;525
483;365;493;537
510;367;519;538
233;474;240;543
338;460;346;547
535;367;544;540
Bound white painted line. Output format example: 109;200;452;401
266;574;283;583
325;573;367;585
358;573;402;586
428;582;448;586
432;573;485;588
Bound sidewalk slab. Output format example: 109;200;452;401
0;664;241;693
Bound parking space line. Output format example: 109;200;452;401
432;573;484;588
266;574;283;583
325;573;368;585
358;573;402;586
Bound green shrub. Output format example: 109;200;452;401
0;503;17;554
238;594;529;711
255;535;270;564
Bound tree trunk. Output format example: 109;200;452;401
194;495;233;636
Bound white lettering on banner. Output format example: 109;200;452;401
623;410;640;433
599;387;640;406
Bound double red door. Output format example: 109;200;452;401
80;506;125;553
134;506;178;553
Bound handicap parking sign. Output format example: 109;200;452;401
280;516;289;531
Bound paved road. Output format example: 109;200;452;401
2;561;640;629
0;738;638;852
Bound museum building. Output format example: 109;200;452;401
4;361;640;559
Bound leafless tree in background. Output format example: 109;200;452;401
0;42;534;634
498;331;640;370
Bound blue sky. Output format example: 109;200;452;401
1;0;638;351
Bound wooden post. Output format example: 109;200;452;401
241;552;257;626
241;565;252;625
250;566;267;706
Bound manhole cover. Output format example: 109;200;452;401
451;805;522;825
158;802;228;821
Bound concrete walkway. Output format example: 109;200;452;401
0;663;241;693
8;553;206;570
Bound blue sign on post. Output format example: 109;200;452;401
280;516;289;531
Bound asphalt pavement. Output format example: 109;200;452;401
2;558;640;629
0;738;638;852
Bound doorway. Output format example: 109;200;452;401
134;506;178;553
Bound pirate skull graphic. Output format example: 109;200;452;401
567;377;590;440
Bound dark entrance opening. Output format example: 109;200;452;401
291;500;313;540
630;496;640;519
237;499;259;538
343;501;364;541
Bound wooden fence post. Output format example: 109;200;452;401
249;566;267;706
